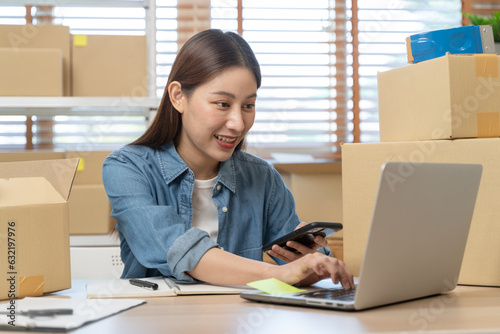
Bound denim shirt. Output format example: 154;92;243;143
102;142;331;281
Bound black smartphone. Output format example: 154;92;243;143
262;221;343;253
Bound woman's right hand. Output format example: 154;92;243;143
273;252;354;289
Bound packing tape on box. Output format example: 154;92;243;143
475;54;498;78
18;275;44;298
405;37;414;63
477;112;500;138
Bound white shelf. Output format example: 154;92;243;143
0;96;159;117
70;234;121;247
1;1;149;7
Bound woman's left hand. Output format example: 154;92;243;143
267;222;329;263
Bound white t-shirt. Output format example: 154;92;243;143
191;176;219;242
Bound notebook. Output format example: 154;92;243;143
87;276;251;298
241;162;482;311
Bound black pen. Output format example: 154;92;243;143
0;308;73;318
129;279;159;291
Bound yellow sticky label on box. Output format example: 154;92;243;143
73;35;88;47
77;158;85;172
247;278;305;295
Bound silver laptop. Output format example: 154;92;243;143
241;162;482;311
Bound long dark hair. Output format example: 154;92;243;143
131;29;261;149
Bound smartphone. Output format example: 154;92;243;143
262;221;343;253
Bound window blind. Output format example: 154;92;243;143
213;0;463;160
233;0;345;160
352;0;462;144
0;1;467;155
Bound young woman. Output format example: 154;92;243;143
102;29;353;289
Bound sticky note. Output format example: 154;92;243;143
247;278;306;295
73;35;88;47
77;158;85;172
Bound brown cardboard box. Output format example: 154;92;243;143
68;184;112;235
0;159;78;300
0;24;71;96
0;48;63;96
65;151;113;234
275;162;344;240
0;151;65;162
341;138;500;286
0;151;113;235
378;54;500;142
71;35;147;97
65;151;111;185
275;162;345;260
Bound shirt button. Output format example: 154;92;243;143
216;185;221;191
222;207;228;213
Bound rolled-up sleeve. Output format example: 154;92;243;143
103;151;218;280
167;228;219;280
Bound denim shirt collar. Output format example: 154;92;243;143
157;142;236;193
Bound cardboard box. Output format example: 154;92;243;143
341;138;500;286
0;151;65;162
0;151;114;235
275;162;344;240
378;54;500;142
65;151;113;234
71;35;147;97
0;24;71;96
0;159;78;300
65;151;111;185
68;185;112;235
0;48;63;96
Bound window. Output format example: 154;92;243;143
235;1;344;160
352;0;462;144
0;1;465;157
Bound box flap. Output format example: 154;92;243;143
0;177;66;206
0;159;78;201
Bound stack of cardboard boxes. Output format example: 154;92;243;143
342;53;500;286
0;24;146;299
0;24;147;97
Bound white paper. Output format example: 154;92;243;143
0;297;145;331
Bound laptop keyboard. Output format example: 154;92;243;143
298;287;357;301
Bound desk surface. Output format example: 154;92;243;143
18;281;500;333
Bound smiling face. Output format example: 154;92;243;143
169;66;257;179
